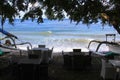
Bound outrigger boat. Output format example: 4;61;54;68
0;28;32;55
88;40;120;52
87;34;120;57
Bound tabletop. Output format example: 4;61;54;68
32;48;49;51
18;57;42;64
109;60;120;67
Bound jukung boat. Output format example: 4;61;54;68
87;34;120;56
0;28;32;55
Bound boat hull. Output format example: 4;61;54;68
108;44;120;54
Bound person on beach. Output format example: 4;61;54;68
5;39;11;46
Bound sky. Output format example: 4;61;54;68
18;2;69;19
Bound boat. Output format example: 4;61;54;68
87;34;120;54
107;43;120;54
88;40;118;51
0;28;32;55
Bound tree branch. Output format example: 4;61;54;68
112;24;120;34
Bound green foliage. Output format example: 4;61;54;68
0;0;120;34
0;0;17;26
21;7;43;23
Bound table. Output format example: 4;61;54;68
18;57;42;64
109;60;120;80
62;51;91;69
17;57;47;80
32;48;49;51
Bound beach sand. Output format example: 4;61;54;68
0;50;102;80
49;52;102;80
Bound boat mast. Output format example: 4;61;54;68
106;34;116;42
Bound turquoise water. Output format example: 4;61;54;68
1;19;120;52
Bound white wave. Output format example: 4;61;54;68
39;31;52;36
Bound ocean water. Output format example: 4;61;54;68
1;19;120;52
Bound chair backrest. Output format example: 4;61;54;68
48;50;52;58
100;59;116;79
27;46;32;56
41;50;49;63
33;49;42;57
73;49;81;52
62;51;73;68
48;47;54;60
38;45;45;48
27;47;42;59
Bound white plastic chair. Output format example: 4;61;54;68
48;47;54;61
100;59;116;80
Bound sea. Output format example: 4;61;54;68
1;19;120;53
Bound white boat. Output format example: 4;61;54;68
108;43;120;54
0;28;32;55
88;40;120;55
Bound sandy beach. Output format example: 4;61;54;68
0;49;102;80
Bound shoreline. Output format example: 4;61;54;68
18;46;91;53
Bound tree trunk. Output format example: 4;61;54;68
112;24;120;34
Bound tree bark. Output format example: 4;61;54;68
112;24;120;34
